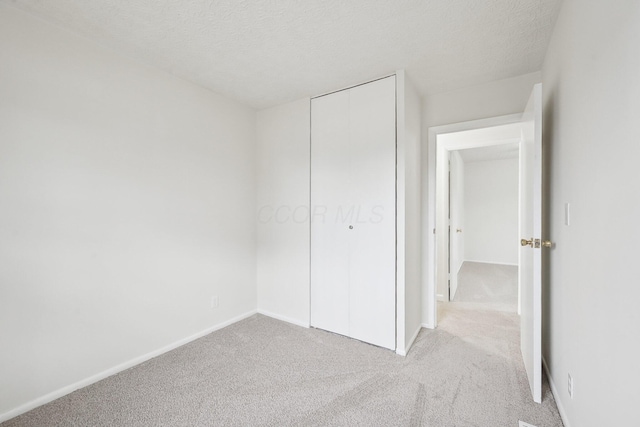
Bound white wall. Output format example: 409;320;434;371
0;5;257;420
424;72;542;129
397;72;422;353
256;99;310;327
541;0;640;425
464;157;519;265
422;73;541;324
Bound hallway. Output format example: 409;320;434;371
453;261;518;313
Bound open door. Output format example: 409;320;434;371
449;151;464;300
519;83;543;403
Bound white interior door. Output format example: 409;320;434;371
449;151;464;300
519;83;542;403
310;77;396;350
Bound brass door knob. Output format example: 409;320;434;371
456;229;462;233
521;238;533;247
542;240;553;248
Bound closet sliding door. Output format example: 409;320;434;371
310;76;396;350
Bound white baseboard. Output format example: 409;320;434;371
0;309;257;424
396;325;423;356
464;259;518;267
257;309;310;328
421;322;435;330
542;357;571;427
436;293;446;302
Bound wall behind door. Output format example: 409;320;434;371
464;157;519;265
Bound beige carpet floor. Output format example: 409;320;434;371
3;302;563;427
454;261;519;312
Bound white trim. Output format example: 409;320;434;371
257;309;310;328
542;357;571;427
463;259;518;267
406;325;422;353
395;69;407;358
436;293;446;302
396;324;422;356
0;309;257;423
421;322;434;330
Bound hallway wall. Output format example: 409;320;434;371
464;157;519;265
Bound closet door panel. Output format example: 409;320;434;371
348;77;396;350
310;90;351;336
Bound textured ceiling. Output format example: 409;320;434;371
2;0;562;109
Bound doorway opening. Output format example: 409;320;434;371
447;142;520;314
425;116;524;328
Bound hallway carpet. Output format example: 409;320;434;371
454;261;519;312
4;308;563;427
